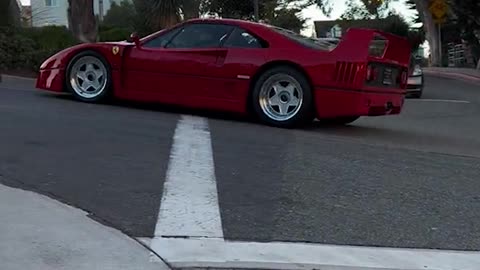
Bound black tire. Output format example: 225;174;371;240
65;50;112;103
251;66;314;128
320;116;360;126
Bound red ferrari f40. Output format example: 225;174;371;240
36;18;411;128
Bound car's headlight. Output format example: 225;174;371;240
412;65;423;76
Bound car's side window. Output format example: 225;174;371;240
223;27;264;48
143;28;182;48
166;24;234;49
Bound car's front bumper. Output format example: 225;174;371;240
36;68;64;92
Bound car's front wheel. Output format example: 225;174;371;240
66;51;112;103
252;66;314;128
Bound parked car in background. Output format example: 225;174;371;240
406;63;424;98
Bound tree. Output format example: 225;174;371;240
341;0;392;19
201;0;257;19
412;0;441;66
148;0;181;29
133;0;181;33
337;1;425;51
180;0;201;19
270;8;307;33
0;0;21;27
200;0;306;32
340;0;372;20
103;0;136;29
405;0;421;24
68;0;98;42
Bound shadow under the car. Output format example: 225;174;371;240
37;92;413;136
38;91;254;125
307;119;414;137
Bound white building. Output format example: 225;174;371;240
31;0;124;27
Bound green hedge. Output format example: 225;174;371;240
0;26;77;72
0;25;133;73
99;25;131;42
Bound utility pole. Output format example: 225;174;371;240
253;0;259;21
98;0;104;21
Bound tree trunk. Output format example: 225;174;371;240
475;30;480;70
67;0;98;43
414;0;441;66
1;0;21;27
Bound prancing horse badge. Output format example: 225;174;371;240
112;46;119;55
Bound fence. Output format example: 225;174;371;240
447;42;476;68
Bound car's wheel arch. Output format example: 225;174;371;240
247;60;314;113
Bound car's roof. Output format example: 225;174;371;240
185;18;265;28
184;18;279;34
141;18;316;50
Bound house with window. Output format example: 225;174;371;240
31;0;125;27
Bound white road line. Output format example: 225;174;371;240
153;115;223;238
151;237;480;270
409;99;470;103
149;114;479;270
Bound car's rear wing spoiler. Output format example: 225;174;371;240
332;28;411;68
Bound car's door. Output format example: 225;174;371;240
216;27;269;102
123;23;234;104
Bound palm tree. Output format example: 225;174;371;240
148;0;181;30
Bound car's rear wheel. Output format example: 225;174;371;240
252;66;314;128
66;51;112;103
320;116;360;125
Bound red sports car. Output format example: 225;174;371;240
36;18;411;128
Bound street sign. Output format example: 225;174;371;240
429;0;448;24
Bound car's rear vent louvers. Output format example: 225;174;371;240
334;62;361;85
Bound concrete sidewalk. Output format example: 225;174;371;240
424;67;480;84
0;183;170;270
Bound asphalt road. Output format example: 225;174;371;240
1;75;479;251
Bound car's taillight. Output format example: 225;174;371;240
366;65;377;81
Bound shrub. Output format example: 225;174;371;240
0;27;37;71
20;26;77;51
99;27;131;42
0;26;77;72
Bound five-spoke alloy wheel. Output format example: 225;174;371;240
252;66;313;128
66;51;111;103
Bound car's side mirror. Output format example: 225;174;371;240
128;32;140;48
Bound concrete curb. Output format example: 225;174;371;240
148;237;480;270
0;74;37;81
0;183;172;270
